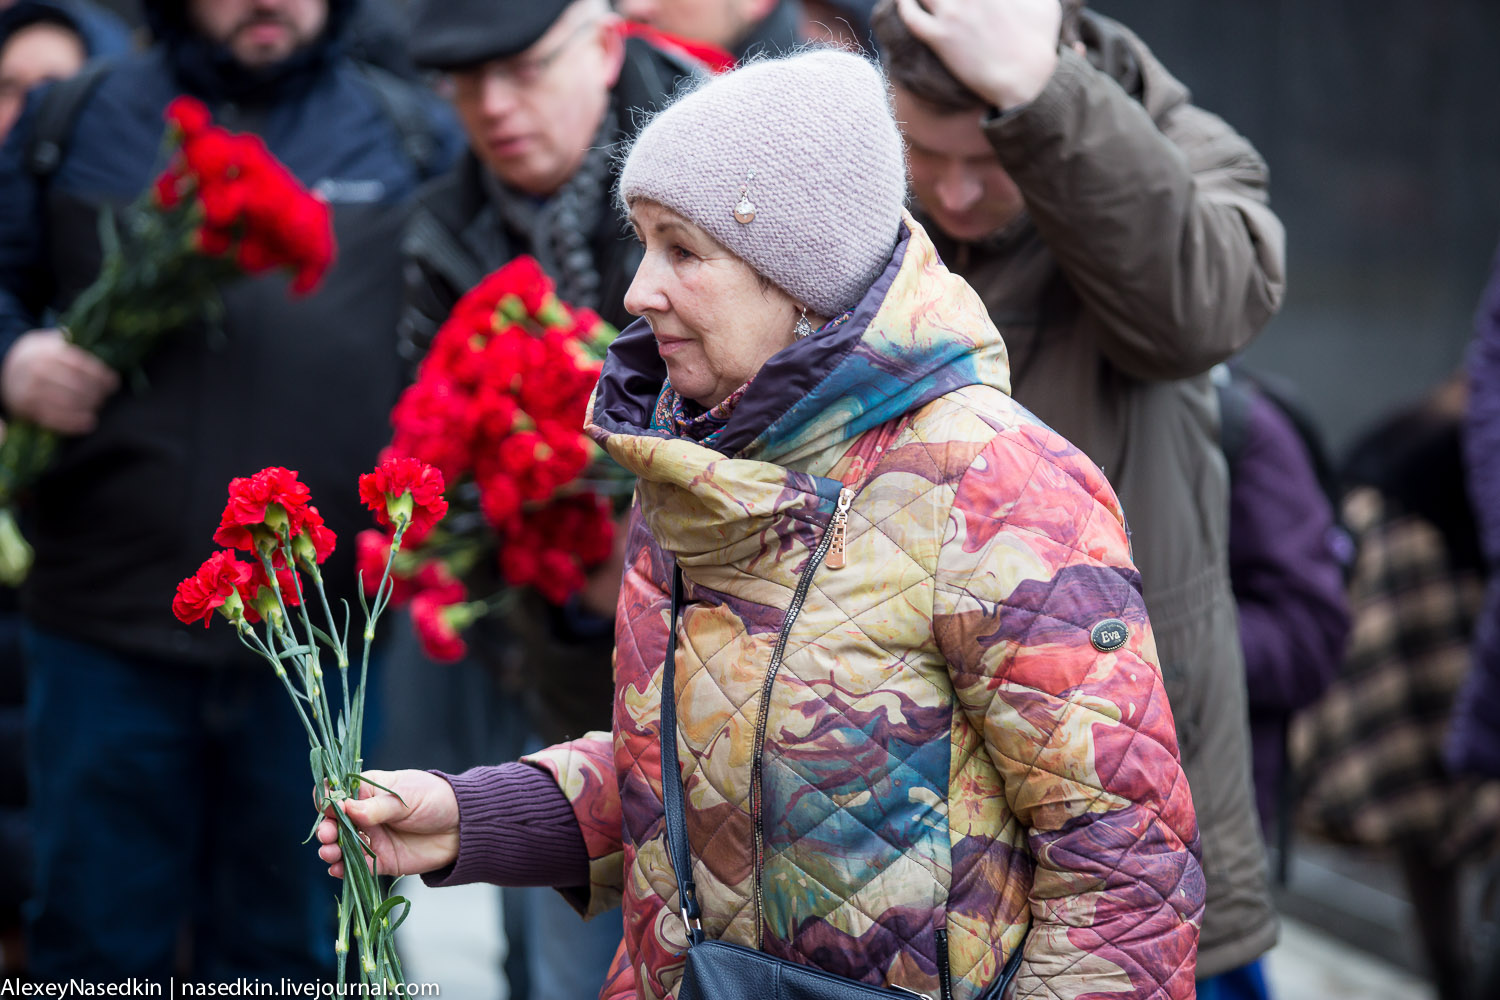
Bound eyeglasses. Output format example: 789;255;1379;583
450;19;598;94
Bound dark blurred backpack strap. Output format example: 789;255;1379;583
1214;365;1255;478
26;61;112;179
356;62;443;181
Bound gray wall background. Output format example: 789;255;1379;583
1097;0;1500;451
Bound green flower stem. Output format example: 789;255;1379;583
237;580;405;986
259;546;340;759
239;626;322;753
301;554;354;750
233;518;412;986
352;519;408;761
336;888;352;989
0;506;33;587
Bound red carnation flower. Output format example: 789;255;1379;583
412;563;466;606
411;591;468;664
241;560;305;624
390;378;474;480
359;456;448;542
197;224;233;256
165;96;212;136
356;529;402;599
154;168;184;209
182;128;238;183
534;550;585;606
477;472;522;530
173;551;253;628
499;540;542;591
291;504;337;567
554;495;614;567
213;466;314;551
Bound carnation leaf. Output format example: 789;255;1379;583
350;773;407;809
370;894;411;935
355;574;372;618
332;807;376;861
276;644;312;659
308;623;339;648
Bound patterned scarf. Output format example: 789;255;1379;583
651;378;757;448
484;110;619;311
648;312;855;448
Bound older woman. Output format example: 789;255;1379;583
319;50;1204;1000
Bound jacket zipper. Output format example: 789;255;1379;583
825;488;854;569
935;928;953;1000
750;486;855;947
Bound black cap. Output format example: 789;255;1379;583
408;0;573;71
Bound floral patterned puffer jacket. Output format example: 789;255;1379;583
524;216;1205;1000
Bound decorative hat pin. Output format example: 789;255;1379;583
733;171;757;224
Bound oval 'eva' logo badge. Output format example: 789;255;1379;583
1090;618;1129;652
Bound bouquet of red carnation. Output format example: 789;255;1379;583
0;96;336;584
172;458;448;989
361;256;628;664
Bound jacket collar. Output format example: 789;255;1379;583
590;213;1010;464
585;213;1010;559
586;211;1011;551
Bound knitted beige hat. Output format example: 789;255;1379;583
618;49;907;317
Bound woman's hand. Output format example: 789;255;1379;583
316;769;460;879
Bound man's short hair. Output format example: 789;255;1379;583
871;0;1086;113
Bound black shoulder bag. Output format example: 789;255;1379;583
659;567;1026;1000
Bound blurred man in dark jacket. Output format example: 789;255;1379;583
0;0;459;981
0;1;130;974
393;3;698;996
871;0;1287;992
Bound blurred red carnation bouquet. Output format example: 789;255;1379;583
172;458;447;989
362;256;629;663
0;96;336;583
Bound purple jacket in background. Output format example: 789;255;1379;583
1227;385;1351;834
1451;249;1500;778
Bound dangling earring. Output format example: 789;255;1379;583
794;306;814;340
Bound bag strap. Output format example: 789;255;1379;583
658;564;705;946
356;62;443;181
27;61;111;179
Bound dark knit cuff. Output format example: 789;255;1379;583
421;761;590;890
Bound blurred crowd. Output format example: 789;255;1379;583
0;1;1496;999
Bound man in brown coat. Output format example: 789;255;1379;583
873;0;1286;986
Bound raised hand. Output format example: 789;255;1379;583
893;0;1063;109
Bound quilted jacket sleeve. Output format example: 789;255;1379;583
985;45;1285;381
522;734;627;919
933;427;1205;999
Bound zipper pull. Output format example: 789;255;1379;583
825;487;855;570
